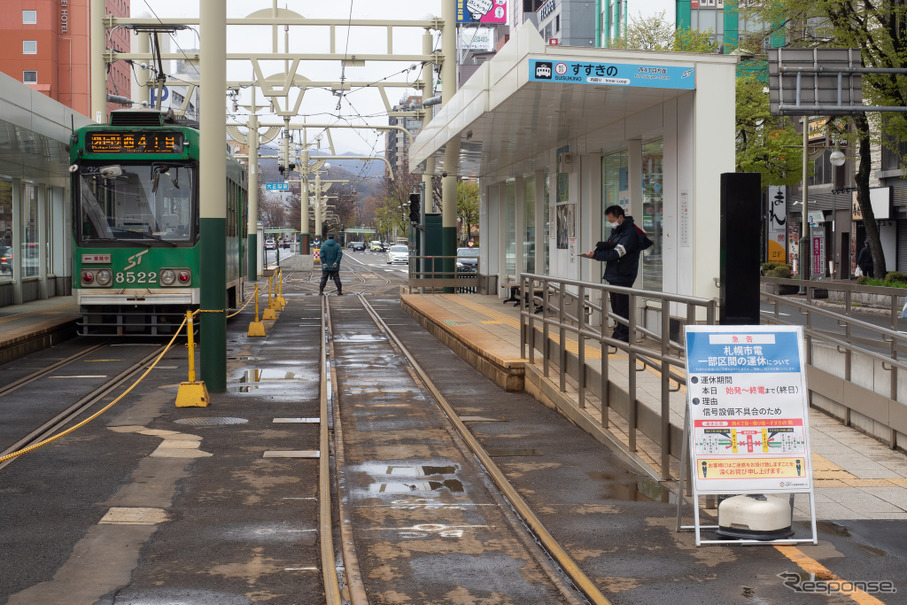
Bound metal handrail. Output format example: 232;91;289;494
519;273;717;480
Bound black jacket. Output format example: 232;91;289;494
592;216;643;286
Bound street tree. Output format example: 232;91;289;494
735;73;803;186
457;181;480;245
745;0;907;277
608;10;719;53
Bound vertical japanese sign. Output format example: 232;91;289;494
685;325;812;494
766;186;787;263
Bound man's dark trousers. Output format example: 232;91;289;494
319;270;342;294
609;288;630;342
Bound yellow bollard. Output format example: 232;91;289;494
176;311;210;407
248;282;266;336
262;275;277;320
276;269;286;308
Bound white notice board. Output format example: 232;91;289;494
684;325;813;495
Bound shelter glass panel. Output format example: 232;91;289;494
0;180;11;283
641;139;663;292
602;150;628;282
523;176;535;274
504;179;516;278
45;190;54;275
22;183;38;278
544;173;550;274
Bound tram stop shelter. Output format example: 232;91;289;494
0;72;92;307
410;26;738;318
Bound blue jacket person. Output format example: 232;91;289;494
319;232;343;295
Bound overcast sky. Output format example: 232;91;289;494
133;0;677;155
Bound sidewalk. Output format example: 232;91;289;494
401;292;907;522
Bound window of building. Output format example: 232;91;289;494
23;41;37;54
555;15;560;33
23;71;37;83
22;10;37;24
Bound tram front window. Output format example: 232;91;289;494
77;163;196;245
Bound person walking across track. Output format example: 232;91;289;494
580;205;650;343
319;232;343;295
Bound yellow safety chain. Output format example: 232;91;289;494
227;289;255;318
0;314;190;463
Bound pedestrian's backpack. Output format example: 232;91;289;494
635;224;654;250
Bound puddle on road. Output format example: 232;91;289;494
371;479;465;494
816;520;850;537
587;470;671;503
230;368;311;392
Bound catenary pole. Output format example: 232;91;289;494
441;0;460;285
248;112;260;280
90;0;107;123
199;0;227;391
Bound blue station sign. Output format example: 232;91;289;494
529;59;695;90
266;182;290;191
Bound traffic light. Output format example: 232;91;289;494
408;193;421;223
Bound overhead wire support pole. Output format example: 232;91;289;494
199;0;227;392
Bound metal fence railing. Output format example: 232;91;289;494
407;255;480;294
519;273;717;480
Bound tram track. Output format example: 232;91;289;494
0;343;166;472
321;292;607;604
0;341;110;399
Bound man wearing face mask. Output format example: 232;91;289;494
580;205;647;343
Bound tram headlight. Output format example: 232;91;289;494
160;269;176;286
81;270;94;285
95;269;112;286
159;267;191;286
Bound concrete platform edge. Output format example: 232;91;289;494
401;297;525;391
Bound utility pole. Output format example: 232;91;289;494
441;0;460;286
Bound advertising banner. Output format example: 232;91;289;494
458;26;495;51
457;0;507;24
684;325;813;495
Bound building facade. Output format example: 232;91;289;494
0;0;131;119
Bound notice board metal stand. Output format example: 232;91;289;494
675;325;818;546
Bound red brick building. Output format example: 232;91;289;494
0;0;131;119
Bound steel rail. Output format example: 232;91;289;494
358;296;612;605
319;295;343;605
323;296;369;604
0;341;109;399
0;345;165;472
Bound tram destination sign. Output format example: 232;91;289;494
86;131;184;154
530;59;695;90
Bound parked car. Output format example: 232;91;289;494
265;238;277;250
0;246;12;276
456;247;480;272
370;240;384;252
351;241;366;251
386;244;410;265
